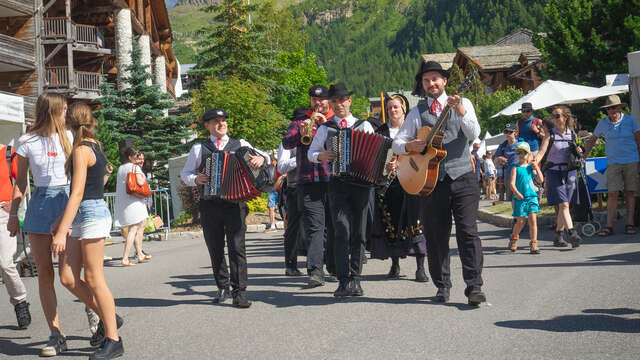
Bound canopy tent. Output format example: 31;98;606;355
491;80;628;118
0;92;25;146
470;131;505;157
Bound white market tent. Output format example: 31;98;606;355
0;92;25;146
491;80;628;118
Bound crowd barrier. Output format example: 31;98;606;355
103;188;172;240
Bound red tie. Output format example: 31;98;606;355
430;99;442;115
339;119;347;128
216;138;222;150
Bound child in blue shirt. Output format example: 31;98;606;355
509;142;544;254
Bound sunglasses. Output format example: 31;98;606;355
503;130;514;134
515;150;528;155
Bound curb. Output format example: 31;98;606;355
477;208;556;228
246;220;285;233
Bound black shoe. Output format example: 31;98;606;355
212;288;231;304
333;282;350;298
434;288;450;303
89;337;124;360
285;268;303;276
415;269;429;283
326;274;338;282
90;314;124;347
307;274;325;288
232;292;252;308
386;264;400;279
568;229;582;248
14;301;31;329
348;278;363;296
466;288;487;307
553;231;569;247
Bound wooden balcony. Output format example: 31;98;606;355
0;33;35;71
44;66;101;95
0;0;34;16
42;17;107;50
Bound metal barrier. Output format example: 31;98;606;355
103;189;172;240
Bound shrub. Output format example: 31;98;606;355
247;197;268;213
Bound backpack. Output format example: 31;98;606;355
4;145;15;184
542;130;581;171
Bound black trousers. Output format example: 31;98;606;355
300;182;329;276
328;179;371;282
199;199;249;292
283;186;301;269
420;171;484;291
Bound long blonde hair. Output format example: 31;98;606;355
28;93;72;158
552;105;576;131
65;103;99;177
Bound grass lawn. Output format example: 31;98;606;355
487;197;610;218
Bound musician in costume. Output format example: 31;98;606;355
181;108;270;308
368;94;428;282
393;61;487;306
282;86;336;287
308;83;375;297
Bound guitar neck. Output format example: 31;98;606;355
424;103;453;145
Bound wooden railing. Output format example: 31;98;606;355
75;71;100;91
74;24;100;45
43;17;67;38
45;67;69;88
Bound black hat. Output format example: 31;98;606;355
202;108;229;122
518;102;533;112
308;85;329;99
328;82;353;99
412;61;449;96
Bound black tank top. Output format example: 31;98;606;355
70;141;106;200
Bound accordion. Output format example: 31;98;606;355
326;127;394;186
202;147;273;202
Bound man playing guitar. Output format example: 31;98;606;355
392;61;487;306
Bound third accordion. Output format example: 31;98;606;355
326;127;394;186
203;147;272;202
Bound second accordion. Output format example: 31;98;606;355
326;127;394;186
202;147;272;202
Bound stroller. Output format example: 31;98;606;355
569;160;601;237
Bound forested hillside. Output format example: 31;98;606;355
292;0;548;97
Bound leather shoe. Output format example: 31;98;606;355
386;264;400;279
434;288;450;303
333;282;350;298
415;269;429;283
285;268;303;276
89;337;124;360
232;292;252;308
348;278;363;296
212;288;231;304
307;274;324;288
466;288;487;307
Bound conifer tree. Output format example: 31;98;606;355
94;45;191;189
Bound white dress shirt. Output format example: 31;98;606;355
308;114;375;163
392;92;480;155
276;142;296;175
180;134;270;186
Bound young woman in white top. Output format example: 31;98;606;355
7;93;76;356
114;146;149;266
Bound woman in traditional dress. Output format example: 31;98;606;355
368;94;428;281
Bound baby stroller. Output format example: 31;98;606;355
570;160;601;237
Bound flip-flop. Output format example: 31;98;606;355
122;262;136;267
625;225;637;235
598;227;614;237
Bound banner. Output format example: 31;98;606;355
584;157;607;194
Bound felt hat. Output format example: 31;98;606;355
308;85;329;99
328;82;353;99
519;102;533;112
600;95;626;109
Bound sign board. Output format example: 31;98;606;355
0;92;25;124
584;157;607;194
605;73;629;87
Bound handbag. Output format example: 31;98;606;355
126;165;152;198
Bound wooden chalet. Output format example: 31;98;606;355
0;0;178;123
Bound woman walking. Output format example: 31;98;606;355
51;103;123;359
535;106;583;248
115;147;150;266
7;93;75;356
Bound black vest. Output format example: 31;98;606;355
197;137;242;174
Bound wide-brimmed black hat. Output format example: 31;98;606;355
519;102;533;112
202;108;229;122
308;85;329;99
414;60;450;81
328;82;353;99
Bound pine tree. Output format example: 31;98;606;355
194;0;281;87
94;45;191;189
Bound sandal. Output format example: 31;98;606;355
625;225;637;235
598;227;614;237
122;262;136;267
529;241;540;254
508;234;518;252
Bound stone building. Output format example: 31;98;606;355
0;0;178;123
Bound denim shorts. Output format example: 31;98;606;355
71;199;112;240
24;186;70;235
268;190;278;207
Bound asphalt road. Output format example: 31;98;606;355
0;220;639;359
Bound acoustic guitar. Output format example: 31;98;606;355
397;72;478;196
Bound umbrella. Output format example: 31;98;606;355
491;80;628;118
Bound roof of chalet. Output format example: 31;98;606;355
457;43;541;71
420;53;456;70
